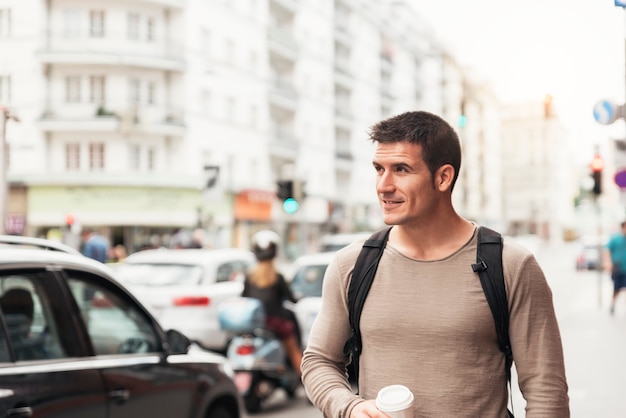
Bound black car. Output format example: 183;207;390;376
0;236;242;418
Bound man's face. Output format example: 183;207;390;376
372;141;439;226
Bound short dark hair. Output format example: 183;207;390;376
368;111;462;190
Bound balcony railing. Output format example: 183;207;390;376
38;103;186;137
38;32;185;72
130;0;185;8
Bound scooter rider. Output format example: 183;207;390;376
243;230;303;375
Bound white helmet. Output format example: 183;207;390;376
251;230;281;261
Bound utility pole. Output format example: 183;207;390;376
0;106;19;235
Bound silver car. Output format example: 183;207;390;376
115;248;256;352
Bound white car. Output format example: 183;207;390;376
115;247;256;352
318;231;374;252
289;252;336;347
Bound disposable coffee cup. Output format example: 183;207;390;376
375;384;414;418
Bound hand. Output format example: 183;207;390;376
350;399;389;417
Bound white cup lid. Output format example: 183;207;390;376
375;384;414;412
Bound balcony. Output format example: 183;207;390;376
37;104;186;137
271;0;299;12
38;33;185;72
269;79;298;111
268;127;298;159
130;0;185;8
268;28;298;62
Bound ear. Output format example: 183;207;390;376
435;164;455;192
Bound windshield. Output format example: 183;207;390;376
291;264;328;298
116;264;203;286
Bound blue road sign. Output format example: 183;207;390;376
593;100;618;125
615;169;626;188
616;0;626;9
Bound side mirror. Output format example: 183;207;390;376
165;329;191;354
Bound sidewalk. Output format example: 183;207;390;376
511;241;626;417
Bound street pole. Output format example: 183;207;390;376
596;195;603;308
0;106;19;235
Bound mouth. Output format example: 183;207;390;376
381;197;403;208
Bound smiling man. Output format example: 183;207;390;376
301;111;570;418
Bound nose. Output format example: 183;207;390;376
376;171;395;194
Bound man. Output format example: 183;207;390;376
301;111;569;417
81;227;110;263
604;221;626;315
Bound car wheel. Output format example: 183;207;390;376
206;404;236;418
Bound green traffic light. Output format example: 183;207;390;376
282;198;299;214
458;114;467;128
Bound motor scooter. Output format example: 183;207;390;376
217;297;302;413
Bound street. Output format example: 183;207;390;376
247;239;626;418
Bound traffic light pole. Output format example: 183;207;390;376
594;194;603;308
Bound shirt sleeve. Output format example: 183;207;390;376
301;248;365;418
504;243;570;417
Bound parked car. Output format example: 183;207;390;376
318;231;374;253
289;252;336;347
0;238;243;418
114;248;256;352
576;238;603;271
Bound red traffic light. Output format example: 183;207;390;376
590;155;604;172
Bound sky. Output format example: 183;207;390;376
412;0;626;155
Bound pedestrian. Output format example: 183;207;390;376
604;221;626;315
301;111;569;417
243;230;303;375
81;227;110;263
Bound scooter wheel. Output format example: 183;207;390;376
244;394;262;413
285;386;297;399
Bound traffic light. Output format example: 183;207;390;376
276;180;299;214
458;100;467;128
590;154;604;196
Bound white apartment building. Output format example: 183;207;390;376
500;99;577;240
1;0;504;255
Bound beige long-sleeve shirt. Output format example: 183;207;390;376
301;228;569;418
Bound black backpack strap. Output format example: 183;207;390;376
471;226;514;416
343;227;392;391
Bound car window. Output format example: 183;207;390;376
66;274;161;355
291;264;328;298
216;260;250;283
116;263;203;286
0;273;68;361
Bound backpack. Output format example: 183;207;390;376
343;226;514;417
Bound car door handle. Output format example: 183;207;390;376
6;406;33;417
109;389;130;403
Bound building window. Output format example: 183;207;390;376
147;147;155;171
63;9;81;38
147;82;156;105
65;143;80;171
0;75;11;104
129;144;140;170
127;13;140;40
89;76;106;104
89;10;105;38
201;29;211;57
129;79;140;103
146;17;155;42
89;143;105;171
0;9;12;38
65;76;81;103
201;90;211;116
